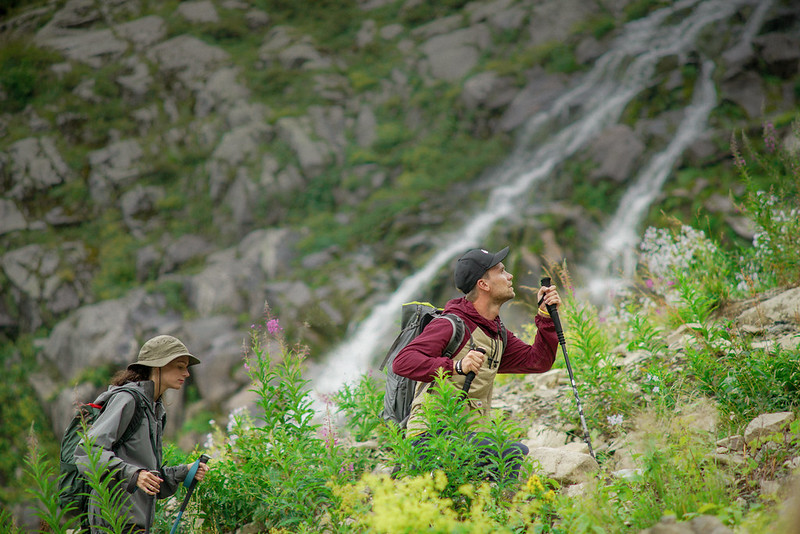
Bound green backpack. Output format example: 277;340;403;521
58;387;148;516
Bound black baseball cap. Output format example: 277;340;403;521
454;246;509;293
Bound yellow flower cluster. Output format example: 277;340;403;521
330;471;557;533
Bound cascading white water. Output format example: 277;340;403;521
582;59;719;302
311;0;758;396
582;0;774;303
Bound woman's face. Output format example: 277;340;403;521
155;355;191;392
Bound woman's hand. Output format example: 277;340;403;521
136;470;162;496
194;462;210;482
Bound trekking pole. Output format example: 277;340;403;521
461;348;485;393
145;470;160;533
540;278;596;460
169;454;210;534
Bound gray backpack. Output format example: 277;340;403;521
379;302;465;428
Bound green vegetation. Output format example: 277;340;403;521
0;38;62;113
17;135;800;532
3;0;800;529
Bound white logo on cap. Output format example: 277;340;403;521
481;249;489;254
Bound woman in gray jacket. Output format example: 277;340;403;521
76;335;210;533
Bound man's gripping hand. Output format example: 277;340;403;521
461;348;485;374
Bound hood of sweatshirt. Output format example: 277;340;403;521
443;297;504;338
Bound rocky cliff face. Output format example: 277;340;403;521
1;0;798;440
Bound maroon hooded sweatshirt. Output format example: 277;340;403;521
392;297;558;381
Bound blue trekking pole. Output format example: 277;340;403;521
541;278;596;460
169;454;209;534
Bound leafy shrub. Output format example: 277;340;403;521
195;317;361;532
0;38;60;112
731;119;800;289
332;372;384;442
558;423;736;532
688;339;800;430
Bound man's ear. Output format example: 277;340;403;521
476;277;490;291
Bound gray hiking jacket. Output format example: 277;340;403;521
75;380;189;532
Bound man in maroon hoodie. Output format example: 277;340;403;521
392;246;561;480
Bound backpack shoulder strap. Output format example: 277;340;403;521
440;314;466;359
105;388;149;446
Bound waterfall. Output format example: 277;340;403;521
582;0;774;303
310;0;757;396
581;59;718;302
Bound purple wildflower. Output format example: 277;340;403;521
339;463;354;473
266;318;282;335
763;121;777;153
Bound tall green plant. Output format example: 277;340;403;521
23;427;77;533
731;118;800;289
196;317;358;532
76;432;136;533
383;372;529;504
332;371;384;441
556;290;635;437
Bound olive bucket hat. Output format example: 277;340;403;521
129;335;201;369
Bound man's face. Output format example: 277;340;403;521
485;262;515;303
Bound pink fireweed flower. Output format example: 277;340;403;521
266;318;282;335
339;463;354;473
763;121;777;153
321;425;339;446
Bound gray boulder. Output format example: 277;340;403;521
638;515;733;534
744;412;795;444
720;71;766;119
40;290;165;382
276;116;332;179
87;139;145;204
176;0;219;24
185;228;300;318
38;29;128;68
147;35;230;85
120;186;165;237
461;71;517;110
0;199;26;235
1;242;91;318
737;287;800;328
420;24;492;82
528;447;599;484
587;124;646;183
753;32;800;78
182;316;248;405
4;137;72;200
114;15;167;51
498;70;566;132
195;68;251;118
527;0;599;47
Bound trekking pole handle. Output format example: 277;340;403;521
461;348;485;393
540;278;565;344
187;454;210;487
